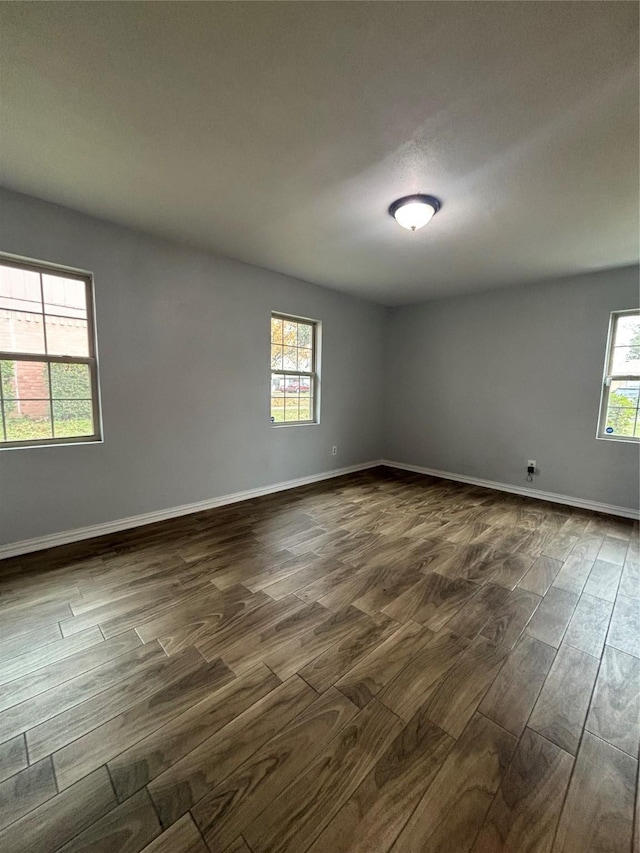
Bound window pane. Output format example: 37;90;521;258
52;399;94;438
283;321;297;347
609;381;639;408
1;359;53;441
50;362;92;399
44;315;89;356
0;309;45;354
270;315;317;425
299;396;313;421
271;344;283;370
604;406;636;437
282;374;311;394
271;316;283;345
1;359;49;400
283;395;300;422
611;346;640;375
42;275;87;320
298;347;312;371
0;360;15;398
0;264;42;312
297;323;312;347
4;405;53;442
283;346;297;370
614;314;640;347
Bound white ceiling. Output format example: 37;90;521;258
0;2;638;305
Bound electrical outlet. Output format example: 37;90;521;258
527;460;536;470
332;446;337;456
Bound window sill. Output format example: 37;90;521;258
0;436;103;451
271;421;319;428
596;434;640;444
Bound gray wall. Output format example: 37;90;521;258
0;189;387;545
1;188;638;549
384;266;640;511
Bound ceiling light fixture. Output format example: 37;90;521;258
389;194;441;231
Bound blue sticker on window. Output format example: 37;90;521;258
605;426;614;434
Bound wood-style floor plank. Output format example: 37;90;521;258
528;643;599;754
0;766;116;853
377;629;469;722
552;732;636;853
148;674;316;828
480;588;541;649
0;734;27;784
606;593;640;658
0;469;635;853
0;600;73;645
56;788;161;853
297;613;399;694
27;644;205;765
618;554;639;600
59;584;184;638
109;663;280;802
305;711;453;853
583;559;623;602
562;593;613;658
417;635;509;737
220;600;331;674
382;572;478;631
0;638;162;744
0;628;142;714
585;644;640;757
139;814;208;853
542;534;580;563
194;594;307;663
133;583;252;643
243;699;404;853
53;656;234;790
391;712;517;853
443;584;509;640
0;626;104;686
0;756;57;831
488;552;535;590
525;587;577;648
517;556;563;596
335;619;433;709
0;623;63;665
551;555;593;596
192;687;358;851
479;634;556;737
259;556;349;600
472;727;573;853
568;532;604;562
223;839;252;853
596;536;629;566
264;605;366;680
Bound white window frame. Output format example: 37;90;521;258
597;308;640;443
0;255;102;449
270;312;320;427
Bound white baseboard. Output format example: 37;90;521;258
0;461;384;560
4;457;636;560
382;459;640;520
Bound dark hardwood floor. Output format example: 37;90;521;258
0;466;638;853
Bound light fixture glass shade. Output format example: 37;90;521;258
389;194;441;231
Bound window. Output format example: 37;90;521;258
0;257;101;448
270;313;318;424
598;309;640;441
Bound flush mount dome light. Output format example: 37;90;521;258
389;194;441;231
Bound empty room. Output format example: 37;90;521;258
0;2;638;852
